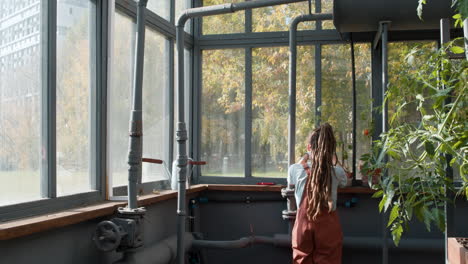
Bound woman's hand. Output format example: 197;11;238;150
299;153;309;169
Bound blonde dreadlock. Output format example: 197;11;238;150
305;123;336;221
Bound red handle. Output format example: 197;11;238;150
142;158;163;164
188;160;207;165
256;182;276;185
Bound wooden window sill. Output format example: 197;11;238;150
0;184;374;240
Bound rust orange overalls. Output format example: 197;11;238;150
291;168;343;264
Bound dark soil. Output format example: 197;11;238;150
456;238;468;250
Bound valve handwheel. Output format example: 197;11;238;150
93;220;123;252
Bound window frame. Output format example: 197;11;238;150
0;0;195;222
193;0;447;185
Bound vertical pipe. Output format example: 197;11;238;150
245;7;252;177
350;35;357;184
288;20;298;166
127;0;148;210
176;22;189;264
381;22;389;264
288;13;332;165
315;44;322;127
464;19;468;60
440;18;454;263
245;48;253;177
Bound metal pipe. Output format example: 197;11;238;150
464;19;468;60
350;35;357;184
192;234;443;252
288;13;333;165
174;1;309;263
381;21;390;264
192;234;291;249
114;233;194;264
126;0;148;210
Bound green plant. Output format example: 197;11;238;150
363;40;467;246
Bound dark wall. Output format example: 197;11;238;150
0;191;466;264
197;191;467;264
0;199;180;264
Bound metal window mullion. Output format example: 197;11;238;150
350;35;357;184
245;48;253;178
314;44;322;126
41;0;57;199
316;0;321;30
192;44;202;182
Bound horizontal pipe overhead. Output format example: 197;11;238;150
177;0;307;26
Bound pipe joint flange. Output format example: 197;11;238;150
281;188;295;198
282;209;297;220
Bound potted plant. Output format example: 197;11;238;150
362;36;467;248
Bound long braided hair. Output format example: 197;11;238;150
305;123;336;221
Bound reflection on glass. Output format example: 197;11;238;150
201;49;245;177
141;29;170;183
203;0;244;35
253;2;315;32
56;0;93;196
110;13;170;186
0;0;42;205
252;47;289;177
109;12;134;187
147;0;170;21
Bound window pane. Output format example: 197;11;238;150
321;45;353;174
110;13;171;187
253;2;315;32
201;49;245;177
202;0;244;35
147;0;170;21
141;29;170;183
252;47;289;177
354;44;372;180
56;0;93;196
109;12;135;187
295;45;316;159
0;0;42;205
322;0;335;30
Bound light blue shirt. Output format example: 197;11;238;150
287;163;347;210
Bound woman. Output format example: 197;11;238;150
288;123;347;264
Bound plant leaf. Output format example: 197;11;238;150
388;204;400;227
372;190;384;198
391;224;403;246
450;46;465;54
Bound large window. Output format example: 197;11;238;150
0;0;99;212
202;0;244;35
253;2;315;32
251;47;289;177
201;49;245;177
0;0;42;205
109;12;171;187
56;0;94;196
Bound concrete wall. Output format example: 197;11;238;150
0;190;466;264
